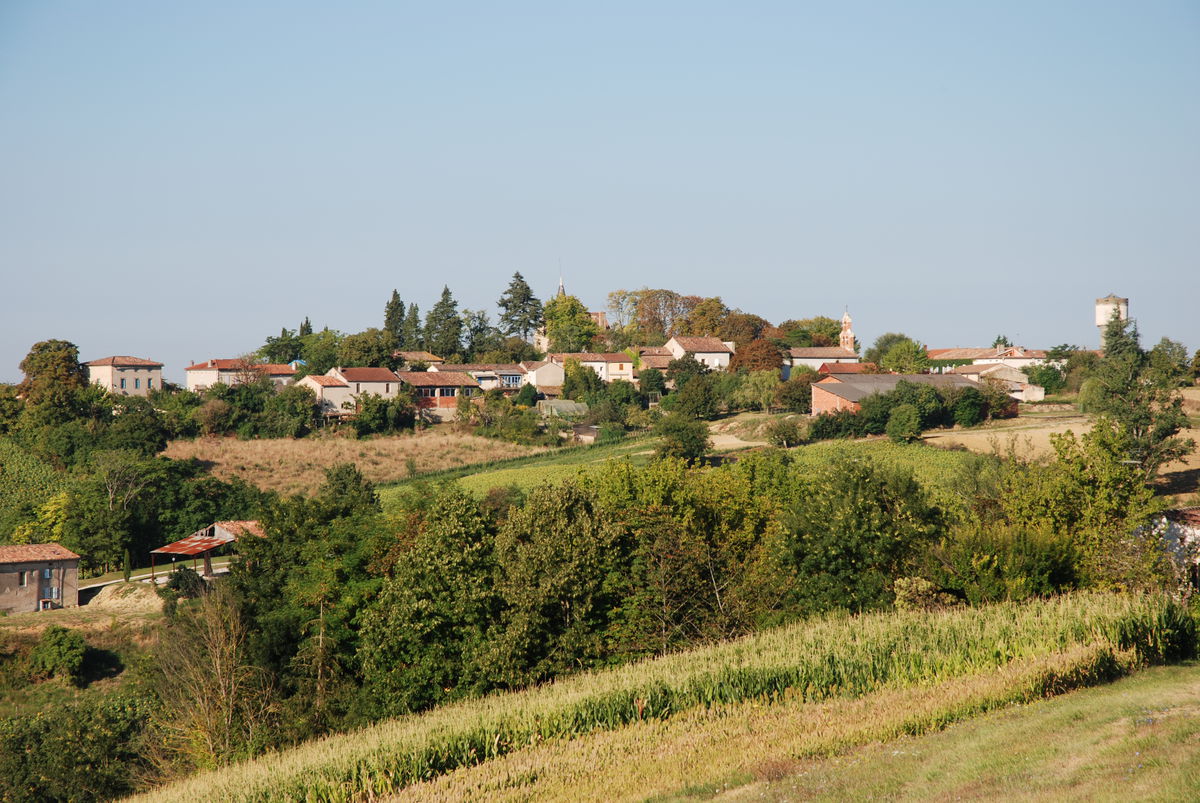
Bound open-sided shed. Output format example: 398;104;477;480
150;520;265;579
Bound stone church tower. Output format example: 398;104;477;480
839;310;855;352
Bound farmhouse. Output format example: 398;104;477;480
84;355;164;397
663;337;734;371
811;374;977;416
327;367;402;398
947;363;1045;402
786;346;858;377
927;346;1049;371
518;360;566;394
0;544;80;614
186;359;296;392
297;374;354;417
547;353;636;383
396;371;480;420
431;363;525;393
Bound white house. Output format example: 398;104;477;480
546;353;636;383
948;363;1046;402
663;337;734;371
327;367;402;398
185;359;295;392
518;360;566;394
297;375;354;417
927;346;1050;371
785;346;858;377
84;356;163;397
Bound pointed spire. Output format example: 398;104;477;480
839;308;855;352
557;275;566;297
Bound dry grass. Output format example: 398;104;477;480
162;431;546;496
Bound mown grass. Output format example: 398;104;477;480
136;593;1194;802
377;435;657;510
718;661;1200;802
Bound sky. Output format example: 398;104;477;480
1;1;1198;384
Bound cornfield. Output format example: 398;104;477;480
137;592;1194;802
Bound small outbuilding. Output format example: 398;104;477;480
150;520;265;579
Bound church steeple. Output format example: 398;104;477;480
839;309;855;352
556;275;566;297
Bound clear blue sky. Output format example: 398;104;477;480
2;1;1197;383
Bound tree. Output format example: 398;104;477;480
424;287;463;359
1089;312;1194;480
718;312;770;349
562;359;603;400
779;368;817;414
299;317;313;337
299;328;343;376
383;290;405;345
337;328;396;368
779;316;841;347
655;414;711;462
497;272;543;340
729;339;782;373
260;328;303;365
681;297;729;337
1147;337;1190;387
633;288;694;338
880;338;930;374
886;404;922;443
674;373;719;419
638;368;666;400
992;334;1013;348
734;370;781;413
18;339;86;408
461;309;503;360
864;332;916;366
666;355;708;390
542;293;599;353
401;303;423;351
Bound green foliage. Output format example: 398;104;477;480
259;327;303;365
0;437;66;541
952;386;986;426
17;339;86;408
863;332;915;366
880;338;930;374
886;403;921;443
424;286;464;360
338;328;397;369
782;460;942;614
166;566;206;599
299;328;343;376
0;692;153;802
1023;363;1066;394
29;626;87;685
673;373;719;419
383;290;405;345
350;392;416;436
779;369;816;414
562;358;603;400
654;413;710;462
764;416;806;448
542;293;600;352
638;368;666;399
497;272;543;340
734;369;781;412
260;385;319;438
926;522;1078;605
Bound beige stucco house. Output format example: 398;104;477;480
327;367;403;399
0;544;80;614
664;337;735;371
297;374;354;417
85;356;164;396
546;353;636;383
185;359;296;392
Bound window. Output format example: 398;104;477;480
419;387;435;397
438;387;456;397
120;378;126;389
18;571;27;587
42;568;52;579
385;384;390;394
147;378;154;389
134;378;140;389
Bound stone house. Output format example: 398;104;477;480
84;356;164;397
0;544;80;614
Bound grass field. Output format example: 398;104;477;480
133;593;1193;802
720;661;1200;802
376;435;658;511
161;430;545;496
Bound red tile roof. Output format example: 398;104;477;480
0;543;81;564
549;353;633;363
396;371;480;388
436;364;524;373
303;375;349;387
638;347;673;357
84;356;163;367
335;367;400;383
670;337;733;354
927;347;1048;361
393;351;444;363
638;355;673;370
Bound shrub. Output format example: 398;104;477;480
165;566;206;599
654;414;710;462
886;404;921;443
29;625;87;685
953;387;986;427
764;417;806;448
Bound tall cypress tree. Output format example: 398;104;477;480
424;287;463;359
401;304;423;351
497;272;543;340
299;317;313;337
384;290;405;347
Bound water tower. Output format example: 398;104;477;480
1095;294;1128;337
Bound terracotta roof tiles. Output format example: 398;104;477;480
0;544;81;564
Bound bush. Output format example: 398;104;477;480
886;404;921;443
654;413;710;462
952;387;986;427
165;566;206;599
29;626;87;685
808;409;863;440
765;417;806;448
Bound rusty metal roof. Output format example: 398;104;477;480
151;521;264;556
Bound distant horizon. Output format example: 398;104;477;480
3;2;1197;383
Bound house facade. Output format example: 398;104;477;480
927;346;1049;371
518;361;566;395
431;363;525;393
84;356;164;397
396;371;480;420
947;363;1046;402
786;346;859;377
327;367;403;399
0;544;80;614
547;353;636;383
664;337;734;371
297;374;354;417
185;359;296;392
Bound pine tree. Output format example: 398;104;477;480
424;287;463;358
497;272;543;340
384;290;405;347
401;304;423;351
299;317;313;337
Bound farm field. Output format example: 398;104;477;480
133;593;1193;802
720;660;1200;802
377;436;658;511
161;430;546;496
